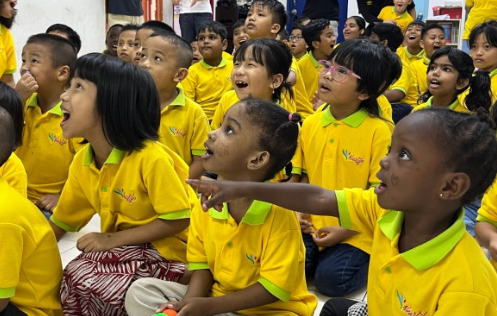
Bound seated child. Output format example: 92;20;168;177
191;39;202;65
232;19;248;55
117;23;139;63
103;23;123;57
396;20;425;65
131;20;175;65
377;0;414;34
289;24;308;60
46;23;82;53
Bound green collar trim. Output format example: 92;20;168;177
200;58;227;69
423;54;430;65
404;46;424;59
321;106;369;128
490;68;497;78
83;145;124;166
310;52;319;68
27;94;63;116
168;88;186;107
426;96;460;110
209;200;272;225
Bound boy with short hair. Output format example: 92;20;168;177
14;34;81;215
289;24;308;60
46;23;82;53
140;30;210;180
131;21;176;65
0;106;63;316
182;21;234;121
190;39;202;65
232;19;248;55
377;0;414;34
397;20;425;65
299;19;335;103
117;23;139;63
103;24;123;57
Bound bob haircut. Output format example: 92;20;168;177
71;53;161;151
469;20;497;48
0;82;23;148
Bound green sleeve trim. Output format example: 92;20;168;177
50;215;80;232
291;167;302;175
258;277;291;302
0;287;15;298
476;214;497;227
3;69;15;74
369;182;380;188
158;209;191;220
336;191;353;229
188;262;210;270
390;86;407;94
192;149;206;156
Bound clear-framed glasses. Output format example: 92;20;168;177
318;60;361;82
289;35;303;41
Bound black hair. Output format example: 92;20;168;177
406;20;426;30
148;30;193;68
240;98;301;181
0;106;14;166
120;24;140;34
46;23;82;53
198;21;228;41
250;0;287;31
234;38;293;102
139;20;175;34
26;33;77;68
294;16;310;28
348;16;366;31
0;82;22;148
71;53;160;151
371;23;404;52
302;19;331;52
0;0;16;29
108;24;124;33
277;28;288;39
421;23;445;39
328;39;401;117
469;20;497;49
291;24;304;32
415;108;497;204
233;19;246;31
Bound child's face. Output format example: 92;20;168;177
197;30;227;63
246;4;280;39
0;0;16;19
314;26;335;59
420;29;446;58
233;26;248;50
404;24;422;48
289;29;307;58
393;0;412;15
190;41;202;65
20;43;58;90
117;30;137;63
60;76;100;141
470;33;497;72
106;26;123;57
427;54;468;99
132;28;153;66
343;18;364;41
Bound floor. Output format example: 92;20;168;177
57;215;367;315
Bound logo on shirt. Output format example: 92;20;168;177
246;254;260;265
48;133;68;146
113;188;136;203
169;126;187;138
342;149;364;165
396;291;427;316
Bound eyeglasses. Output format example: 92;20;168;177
289;35;303;41
318;60;361;81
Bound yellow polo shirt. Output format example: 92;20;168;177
188;200;317;315
378;6;414;34
222;51;233;61
396;46;425;66
410;55;430;98
390;59;419;107
292;106;391;252
182;58;234;120
51;140;196;263
377;95;394;130
158;88;210;166
413;96;469;113
0;24;16;76
291;58;315;120
0;177;62;316
477;180;497;271
297;52;322;104
15;94;84;203
463;0;497;39
337;188;497;315
0;152;27;197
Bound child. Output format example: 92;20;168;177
191;39;202;65
232;19;248;55
0;107;63;316
211;38;294;130
290;39;397;297
188;107;497;316
182;21;234;121
342;16;366;41
276;27;289;45
50;53;197;316
0;82;27;197
397;20;425;65
289;24;308;60
0;0;17;88
46;23;82;53
14;34;80;215
125;99;318;316
117;23;139;63
131;20;175;65
377;0;414;34
410;23;446;100
103;23;123;57
140;30;210;180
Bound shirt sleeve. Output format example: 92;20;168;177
477;180;497;224
187;202;210;270
182;68;197;101
3;28;16;74
0;224;23;298
191;105;210;156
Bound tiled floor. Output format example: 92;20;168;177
57;215;367;315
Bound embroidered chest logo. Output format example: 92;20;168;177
169;126;187;138
246;254;260;265
113;188;136;203
396;291;427;316
48;133;68;146
342;149;364;165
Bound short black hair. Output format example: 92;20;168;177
371;23;404;52
198;21;228;41
148;30;193;68
302;19;330;52
406;20;425;31
0;82;23;148
251;0;287;31
26;33;77;69
140;20;175;34
0;106;15;167
233;19;246;31
108;24;124;33
421;23;445;39
121;24;140;34
0;0;16;29
46;23;82;53
71;53;160;151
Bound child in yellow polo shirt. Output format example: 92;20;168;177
140;30;210;180
397;20;425;65
182;21;234;121
50;53;197;316
14;34;81;216
289;24;308;60
189;108;497;316
0;0;17;88
476;177;497;272
231;19;248;56
131;20;176;66
0;106;63;316
125;99;317;316
377;0;413;34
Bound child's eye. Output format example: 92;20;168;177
398;149;410;160
31;59;38;64
485;45;492;50
336;67;348;75
198;36;205;41
209;36;217;41
154;56;162;62
442;67;451;72
429;65;436;71
226;125;234;134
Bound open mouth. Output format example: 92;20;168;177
61;109;70;123
320;84;331;92
235;80;248;89
429;79;441;88
202;143;214;158
408;34;417;40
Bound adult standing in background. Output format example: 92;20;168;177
461;0;497;53
0;0;17;88
107;0;144;26
302;0;339;37
173;0;212;44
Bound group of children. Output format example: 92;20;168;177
4;0;497;315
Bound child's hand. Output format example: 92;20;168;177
298;212;315;234
15;72;38;103
76;232;117;253
312;226;357;247
36;194;60;212
155;298;210;316
186;179;242;212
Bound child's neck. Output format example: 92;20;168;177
407;45;422;55
328;102;361;120
311;50;328;63
395;8;406;16
432;94;457;109
160;87;179;110
90;137;114;170
203;56;223;67
37;89;64;114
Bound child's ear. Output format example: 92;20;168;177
419;39;425;49
247;151;270;171
270;73;284;90
270;23;281;36
312;40;320;51
456;77;470;91
57;65;70;83
175;68;189;83
221;39;228;51
357;91;370;101
439;172;470;201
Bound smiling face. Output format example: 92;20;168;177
470;33;497;72
233;25;249;50
117;30;137;63
420;28;446;58
393;0;412;15
190;40;202;65
106;25;123;57
343;18;364;41
404;24;423;49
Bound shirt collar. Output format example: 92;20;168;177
321;106;369;128
490;68;497;78
423;54;430;65
200;58;227;69
425;96;460;110
403;46;425;59
378;208;466;270
309;52;319;68
209;200;272;225
167;88;186;107
83;145;124;166
26;93;64;116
